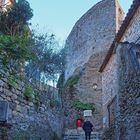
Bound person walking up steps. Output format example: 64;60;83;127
82;121;93;140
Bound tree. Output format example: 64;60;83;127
0;0;33;36
0;0;33;76
25;30;66;84
0;0;66;86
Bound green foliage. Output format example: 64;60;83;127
7;74;17;88
0;34;32;71
25;31;66;83
0;0;65;84
0;0;65;85
65;75;80;88
0;0;33;35
0;0;33;76
23;85;34;100
73;100;95;111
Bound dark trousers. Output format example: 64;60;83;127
85;132;91;140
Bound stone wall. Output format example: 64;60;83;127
117;8;140;139
116;0;124;31
65;0;124;80
64;0;124;131
117;43;140;140
122;7;140;43
102;53;119;128
102;3;140;135
0;71;64;140
118;75;140;140
102;43;140;139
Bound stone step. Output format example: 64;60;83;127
63;129;102;140
64;133;102;140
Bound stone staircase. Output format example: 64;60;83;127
63;129;102;140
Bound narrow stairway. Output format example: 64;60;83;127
64;129;102;140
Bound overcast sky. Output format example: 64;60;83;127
28;0;133;43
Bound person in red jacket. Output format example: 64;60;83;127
82;121;93;140
77;119;82;128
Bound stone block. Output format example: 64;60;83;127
1;94;6;99
29;102;33;107
9;102;16;110
12;110;18;116
0;80;5;86
12;94;18;100
15;100;20;105
15;90;21;95
6;97;12;101
16;105;21;112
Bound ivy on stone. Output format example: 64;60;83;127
73;100;95;111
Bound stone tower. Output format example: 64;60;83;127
64;0;124;130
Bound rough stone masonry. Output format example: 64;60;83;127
64;0;124;130
0;71;63;140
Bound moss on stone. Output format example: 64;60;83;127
65;75;80;88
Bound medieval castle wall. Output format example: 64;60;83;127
102;3;140;127
65;0;124;80
64;0;124;131
101;4;140;139
102;53;119;128
122;7;140;43
0;71;63;139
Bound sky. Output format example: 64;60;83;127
28;0;133;43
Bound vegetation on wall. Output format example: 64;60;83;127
7;74;17;89
73;100;95;111
23;85;34;100
65;75;80;88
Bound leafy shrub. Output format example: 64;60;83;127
23;85;34;100
73;100;95;111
